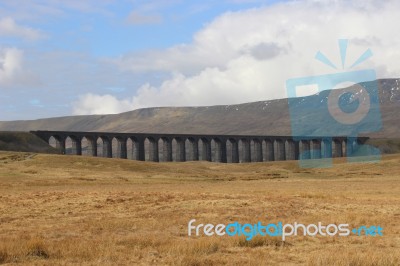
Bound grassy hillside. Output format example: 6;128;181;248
0;132;58;153
367;138;400;154
0;79;398;138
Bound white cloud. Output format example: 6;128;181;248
0;47;41;88
72;93;136;115
0;17;46;41
76;0;400;114
0;47;23;84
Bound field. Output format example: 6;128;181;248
0;151;399;265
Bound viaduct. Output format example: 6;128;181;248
30;131;368;163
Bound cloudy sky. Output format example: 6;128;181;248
0;0;399;120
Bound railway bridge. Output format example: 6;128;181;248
30;131;367;163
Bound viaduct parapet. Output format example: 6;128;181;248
30;131;368;163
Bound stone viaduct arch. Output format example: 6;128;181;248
31;131;368;164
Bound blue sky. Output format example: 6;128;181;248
0;0;399;120
1;0;284;55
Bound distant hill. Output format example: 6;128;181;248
0;79;399;138
0;132;58;153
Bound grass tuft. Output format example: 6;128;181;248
27;239;49;259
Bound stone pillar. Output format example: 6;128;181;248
102;137;112;158
265;140;274;161
149;138;159;162
116;137;127;159
333;139;343;158
310;139;321;159
87;137;97;157
342;140;347;157
71;136;82;155
299;140;311;160
322;139;332;158
55;137;66;155
346;137;356;157
215;139;227;163
242;139;251;162
202;139;212;161
189;139;199;161
254;139;263;162
133;137;145;161
274;139;285;161
346;139;353;157
162;138;173;162
285;139;296;160
176;138;186;162
231;139;239;163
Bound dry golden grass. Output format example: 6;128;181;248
0;151;399;265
